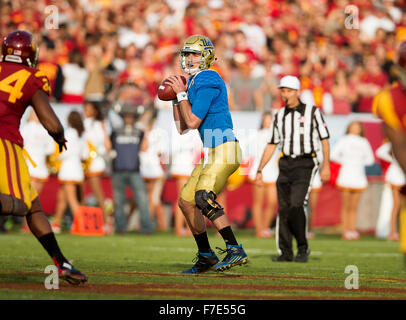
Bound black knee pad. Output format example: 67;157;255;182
0;194;28;216
195;190;225;222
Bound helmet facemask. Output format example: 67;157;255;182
26;46;39;68
180;50;204;75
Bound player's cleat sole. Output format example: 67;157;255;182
214;258;248;271
60;271;88;285
181;250;219;274
213;244;248;272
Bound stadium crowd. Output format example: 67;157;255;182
0;0;405;237
1;0;405;113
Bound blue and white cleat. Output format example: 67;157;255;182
181;250;219;274
213;244;248;272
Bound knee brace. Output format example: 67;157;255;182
195;190;225;222
0;194;29;216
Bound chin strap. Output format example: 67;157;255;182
185;67;200;75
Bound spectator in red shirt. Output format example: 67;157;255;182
183;3;200;36
232;30;259;63
356;54;388;113
331;69;354;114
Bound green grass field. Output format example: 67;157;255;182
0;230;405;300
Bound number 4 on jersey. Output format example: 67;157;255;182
0;69;31;103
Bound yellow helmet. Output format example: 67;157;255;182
180;35;216;75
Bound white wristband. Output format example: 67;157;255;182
176;91;188;102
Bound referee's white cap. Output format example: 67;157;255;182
278;75;300;90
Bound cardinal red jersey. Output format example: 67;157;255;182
0;61;51;147
373;82;406;133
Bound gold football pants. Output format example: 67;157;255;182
180;141;241;203
0;138;38;210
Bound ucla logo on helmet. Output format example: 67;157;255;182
200;38;213;49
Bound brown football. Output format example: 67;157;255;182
157;75;187;101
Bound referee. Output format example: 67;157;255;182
255;75;330;262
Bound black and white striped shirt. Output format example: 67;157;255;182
269;101;329;156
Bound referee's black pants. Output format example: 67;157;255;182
276;156;318;258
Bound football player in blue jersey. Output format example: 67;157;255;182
167;35;248;274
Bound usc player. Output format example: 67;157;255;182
0;30;87;284
373;41;406;259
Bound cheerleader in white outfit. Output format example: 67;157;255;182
83;101;112;233
330;121;375;240
52;111;88;232
140;111;168;231
21;109;55;194
170;123;202;236
248;112;279;238
140;109;168;231
20;109;55;233
376;141;406;241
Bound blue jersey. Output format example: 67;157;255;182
187;70;236;148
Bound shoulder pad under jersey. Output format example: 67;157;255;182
192;70;222;90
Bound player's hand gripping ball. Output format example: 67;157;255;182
158;75;187;101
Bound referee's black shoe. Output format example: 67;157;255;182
272;254;293;262
294;249;311;263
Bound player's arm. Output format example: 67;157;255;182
383;123;406;174
178;99;202;129
172;100;189;134
167;75;202;129
30;90;66;152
